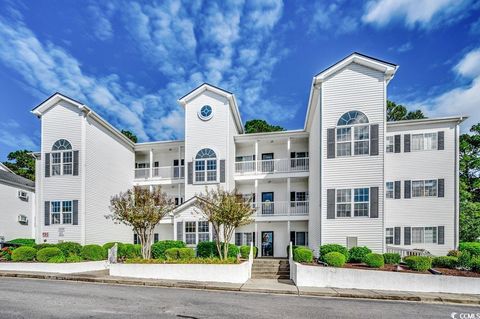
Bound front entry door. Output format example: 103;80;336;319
261;231;274;257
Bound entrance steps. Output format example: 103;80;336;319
251;258;290;279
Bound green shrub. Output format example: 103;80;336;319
458;251;472;269
81;245;106;261
151;240;186;259
102;242;124;251
293;247;313;263
459;242;480;257
432;256;458;269
178;248;195;259
66;255;83;263
34;243;57;251
404;256;432;271
363;253;384;268
164;248;180;260
471;257;480;273
119;244;141;259
287;245;305;257
8;238;35;247
196;241;239;258
239;245;258;259
36;247;64;262
11;246;37;262
48;255;66;263
447;250;462;257
348;246;372;263
383;253;401;265
56;242;82;257
324;252;346;267
319;244;349;262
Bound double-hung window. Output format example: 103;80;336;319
51;201;61;224
336;189;351;217
424;180;438;197
336;111;370;157
412;180;437;197
50;200;72;225
385;136;394;153
354;188;369;217
424;227;437;244
385;228;394;244
235;232;254;246
336;128;351;156
354;126;369;155
198;221;210;242
195;148;217;183
412;181;425;197
412;133;437;151
51;139;73;176
411;227;424;244
336;188;370;218
185;221;196;245
386;182;394;199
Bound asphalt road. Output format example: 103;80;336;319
0;278;478;318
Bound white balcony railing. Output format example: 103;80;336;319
134;166;185;180
235;158;309;175
253;201;309;217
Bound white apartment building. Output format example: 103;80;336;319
31;52;465;257
0;163;35;242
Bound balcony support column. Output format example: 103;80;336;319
287;220;291;243
254;179;259;215
287;177;291;216
254;140;258;173
287;137;291;171
149;149;153;178
254;222;258;256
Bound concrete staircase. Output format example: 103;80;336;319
251;258;290;279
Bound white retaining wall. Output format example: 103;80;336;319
110;262;250;284
292;262;480;294
0;261;108;274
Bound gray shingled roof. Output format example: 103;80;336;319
0;170;35;190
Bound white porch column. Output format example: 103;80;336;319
287;137;291;171
254;179;259;214
149;149;153;178
287;177;291;216
254;222;258;256
287;220;291;240
173;217;177;240
254;140;259;173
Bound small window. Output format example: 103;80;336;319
412;227;424;244
336;128;351;157
295;232;308;246
52;139;72;151
424;227;437;244
385;136;394;153
51;201;61;224
412;181;425;197
235;233;242;246
354;188;369;217
62;201;73;224
424;180;437;197
354;126;369;155
386;182;394;199
336;189;351;217
51;153;61;176
337;111;369;126
385;228;394;244
198;221;210;242
424;133;438;150
185;221;197;245
346;237;358;249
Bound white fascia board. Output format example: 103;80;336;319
134;140;185;151
387;115;468;127
234;129;308;142
304;79;320;131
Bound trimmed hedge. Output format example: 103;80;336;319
66;255;83;263
383;253;401;265
348;246;372;263
459;242;480;257
319;244;349;262
363;253;384;268
119;244;141;259
447;250;462;257
48;255;66;263
151;240;186;259
164;248;179;260
471;257;480;273
240;245;258;259
81;245;106;261
37;247;64;262
196;241;239;258
56;242;82;257
11;246;37;262
178;248;195;259
404;256;432;271
324;252;346;267
293;247;313;263
458;251;472;269
8;238;35;247
103;242;124;251
34;243;57;251
432;256;458;269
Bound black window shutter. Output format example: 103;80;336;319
327;128;335;159
176;221;183;241
44;201;50;226
370;124;379;156
290;192;296;202
72;200;78;225
394;181;401;199
253;232;256;246
370;187;379;218
404;180;411;199
438;226;445;245
187;162;193;184
327;189;335;219
290;231;295;245
404;134;411;152
438;179;445;197
438;131;444;150
45;153;50;177
394;135;401;153
73;150;79;176
133;233;138;244
154;233;159;243
404;227;411;245
394;227;401;245
220;159;226;183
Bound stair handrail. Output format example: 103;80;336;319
248;241;254;279
289;241;293;280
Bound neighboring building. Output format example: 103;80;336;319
0;163;35;242
31;52;466;256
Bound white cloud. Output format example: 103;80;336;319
87;2;115;41
0;129;37;150
363;0;475;29
309;1;359;35
408;48;480;131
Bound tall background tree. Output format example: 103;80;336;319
121;130;138;143
2;150;35;181
387;100;426;121
244;119;285;134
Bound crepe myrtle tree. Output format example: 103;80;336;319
195;187;254;260
107;186;175;259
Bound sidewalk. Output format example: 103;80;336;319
1;270;479;306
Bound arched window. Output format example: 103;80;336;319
336;111;370;156
51;139;73;176
52;139;72;151
195;148;217;182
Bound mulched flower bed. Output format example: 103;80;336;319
433;267;480;278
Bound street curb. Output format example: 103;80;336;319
1;272;479;305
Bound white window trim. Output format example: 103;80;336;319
336;187;370;218
411;179;438;198
183;220;210;246
408;226;441;245
385;136;394;153
194;158;219;184
411;132;438;152
385;182;394;199
51;150;73;176
385;228;394;244
336;123;371;158
50;200;73;225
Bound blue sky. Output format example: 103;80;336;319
0;0;479;161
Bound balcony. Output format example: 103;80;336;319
235;158;309;175
134;166;185;181
253;201;309;217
